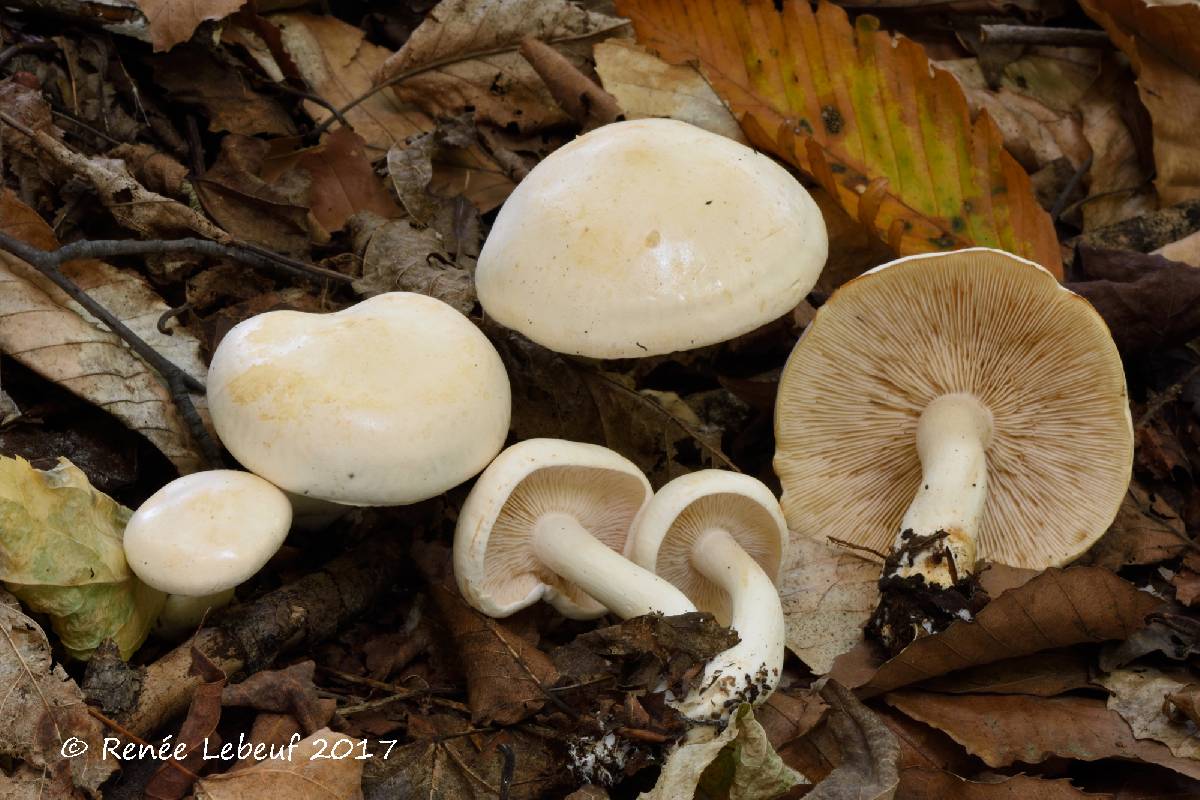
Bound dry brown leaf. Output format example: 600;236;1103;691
618;0;1062;274
269;13;434;157
1079;59;1156;230
194;728;364;800
422;550;559;726
222;661;330;735
149;46;296;136
935;55;1092;174
520;36;622;130
779;536;879;675
376;0;623;134
0;592;116;797
0;191;205;473
196;134;316;255
134;0;246;52
1081;483;1191;570
1081;0;1200;205
915;649;1093;697
386;116;514;219
898;770;1109;799
351;218;476;314
1174;571;1200;606
886;691;1200;780
1098;667;1200;761
109;144;190;197
862;567;1161;697
593;39;746;142
1165;683;1200;728
145;648;226;800
1154;229;1200;266
269;129;402;234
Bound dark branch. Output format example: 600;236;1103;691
979;24;1112;48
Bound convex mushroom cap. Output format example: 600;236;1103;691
207;292;511;506
628;470;788;718
476;118;828;358
454;439;694;620
774;248;1133;576
124;470;291;598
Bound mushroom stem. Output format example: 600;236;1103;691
531;512;696;618
677;527;785;719
892;393;992;587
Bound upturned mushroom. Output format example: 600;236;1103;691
454;439;694;620
627;471;788;719
774;248;1133;653
207;292;511;507
475;118;828;358
123;470;292;633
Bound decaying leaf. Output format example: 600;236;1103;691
0;191;208;472
594;39;746;142
618;0;1062;273
350;215;475;314
0;455;165;658
886;691;1200;780
421;548;559;726
863;567;1161;696
1081;483;1191;570
1081;0;1200;205
194;728;364;800
779;535;879;675
915;649;1094;697
363;713;560;800
0;591;117;796
134;0;246;52
376;0;623;134
269;13;434;157
898;770;1108;799
1097;666;1200;761
643;704;807;800
145;648;226;800
1069;247;1200;353
149;45;296;135
222;661;329;735
387;116;515;218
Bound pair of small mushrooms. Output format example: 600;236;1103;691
448;118;831;718
126;292;513;631
454;440;789;719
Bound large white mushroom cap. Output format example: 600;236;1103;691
476;118;828;358
124;470;291;597
774;248;1134;570
207;292;511;506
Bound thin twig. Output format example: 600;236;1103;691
1051;153;1093;221
498;744;515;800
309;21;630;138
827;536;888;560
50;109;124;147
979;24;1112;48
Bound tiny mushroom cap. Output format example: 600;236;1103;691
627;470;789;717
475;118;828;358
124;470;292;597
207;292;511;507
454;439;695;620
774;248;1133;573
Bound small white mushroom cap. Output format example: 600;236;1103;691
207;292;511;506
476;118;828;358
454;439;653;619
627;470;788;626
124;470;291;596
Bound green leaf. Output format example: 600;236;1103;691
0;456;164;659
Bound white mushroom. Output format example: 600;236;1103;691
207;292;511;507
774;248;1134;651
454;439;694;620
627;471;788;720
476;118;828;358
123;470;292;633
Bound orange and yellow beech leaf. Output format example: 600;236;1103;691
616;0;1063;276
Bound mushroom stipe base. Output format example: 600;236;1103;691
866;528;990;656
